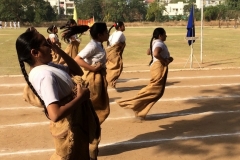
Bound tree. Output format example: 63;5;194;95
146;2;165;22
75;0;102;21
0;0;57;23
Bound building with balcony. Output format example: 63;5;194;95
46;0;74;15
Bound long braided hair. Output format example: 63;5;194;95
16;31;49;118
149;28;166;66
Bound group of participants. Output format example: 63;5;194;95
16;19;173;159
0;21;20;29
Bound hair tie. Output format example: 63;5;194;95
113;23;116;27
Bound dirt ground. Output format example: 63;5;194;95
0;66;240;160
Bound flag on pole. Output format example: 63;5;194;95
186;5;195;46
73;5;78;23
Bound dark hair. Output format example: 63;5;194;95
47;25;57;34
16;31;49;118
62;22;107;41
149;28;166;65
90;22;108;39
26;26;37;32
60;19;77;29
108;21;124;34
61;25;89;43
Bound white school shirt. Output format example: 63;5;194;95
29;63;74;107
78;39;106;66
108;31;126;46
49;34;59;42
152;39;170;65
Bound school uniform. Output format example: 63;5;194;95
25;63;100;160
116;39;169;119
106;31;126;88
78;39;110;124
49;34;61;64
59;35;80;65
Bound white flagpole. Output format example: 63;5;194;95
191;5;194;68
200;0;203;63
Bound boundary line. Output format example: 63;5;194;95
1;109;240;129
1;132;240;156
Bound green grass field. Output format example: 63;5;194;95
0;26;239;75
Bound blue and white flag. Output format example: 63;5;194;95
186;5;195;46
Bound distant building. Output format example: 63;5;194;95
46;0;74;15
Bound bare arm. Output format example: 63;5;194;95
47;85;90;122
74;55;102;72
48;39;83;76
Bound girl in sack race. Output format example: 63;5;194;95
116;27;173;122
106;21;126;88
18;29;100;160
62;22;110;125
59;19;81;65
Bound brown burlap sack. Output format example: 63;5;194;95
116;61;168;118
82;68;110;124
23;76;100;160
106;42;125;88
59;41;80;65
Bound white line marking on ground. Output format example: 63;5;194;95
0;83;25;87
1;132;240;156
106;110;240;121
0;107;39;111
0;149;54;156
1;82;240;96
1;94;240;111
117;75;240;83
108;83;240;92
99;132;240;147
1;109;240;129
110;94;240;105
0;122;49;129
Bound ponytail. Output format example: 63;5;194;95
61;25;89;43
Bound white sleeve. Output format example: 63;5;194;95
78;43;96;59
40;73;59;107
118;33;126;43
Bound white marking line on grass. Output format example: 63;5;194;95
0;39;12;45
1;132;240;156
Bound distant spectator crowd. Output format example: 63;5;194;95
0;21;20;29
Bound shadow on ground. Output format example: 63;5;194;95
99;85;240;159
